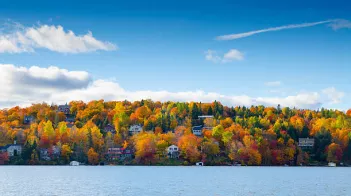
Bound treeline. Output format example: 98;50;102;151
1;100;351;165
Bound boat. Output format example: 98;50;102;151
70;161;80;166
328;162;336;167
196;162;204;166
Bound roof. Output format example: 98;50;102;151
0;144;21;150
198;115;214;118
192;125;203;131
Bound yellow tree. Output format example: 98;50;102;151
61;144;72;163
87;148;99;165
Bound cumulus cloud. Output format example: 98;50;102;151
0;64;343;110
0;64;92;107
205;49;244;63
222;49;244;62
0;23;117;53
322;87;344;104
216;19;351;41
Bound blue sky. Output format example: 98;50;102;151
0;0;350;110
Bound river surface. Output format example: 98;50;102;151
0;166;349;196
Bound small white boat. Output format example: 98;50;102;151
70;161;80;166
328;162;336;167
196;162;204;166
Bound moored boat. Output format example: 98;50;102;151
328;162;336;167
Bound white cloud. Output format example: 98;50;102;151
216;20;334;41
0;23;117;53
0;64;92;107
322;87;344;104
328;19;351;30
205;50;221;63
0;64;342;110
223;49;244;62
264;81;281;87
205;49;244;63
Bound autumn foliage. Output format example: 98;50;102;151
1;100;351;166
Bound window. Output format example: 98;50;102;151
174;148;178;151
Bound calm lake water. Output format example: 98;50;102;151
0;166;349;196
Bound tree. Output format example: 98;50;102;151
327;143;343;163
212;125;224;141
178;134;201;163
61;144;73;163
133;132;157;164
87;148;99;165
314;128;332;161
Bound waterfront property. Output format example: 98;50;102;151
0;141;22;157
167;145;179;159
40;146;61;161
129;125;143;135
70;161;80;166
298;138;315;149
106;147;133;161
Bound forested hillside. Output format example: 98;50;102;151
1;100;350;166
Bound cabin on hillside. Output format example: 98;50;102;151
129;125;143;135
58;103;70;115
104;124;116;134
24;115;35;125
167;145;179;159
192;125;203;136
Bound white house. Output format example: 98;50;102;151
167;145;179;158
0;141;22;157
70;161;80;166
196;162;204;166
129;125;143;135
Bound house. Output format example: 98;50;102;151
70;161;80;166
167;145;179;159
192;125;203;136
198;115;214;119
104;124;116;134
196;162;204;166
40;146;61;161
66;122;74;128
58;103;70;115
298;138;314;149
24;115;35;124
129;125;143;135
106;147;133;161
66;116;75;123
0;141;22;157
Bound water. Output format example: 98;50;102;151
0;166;349;196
